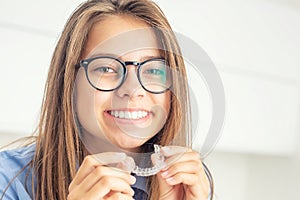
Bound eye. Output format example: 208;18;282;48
144;68;165;75
95;66;116;73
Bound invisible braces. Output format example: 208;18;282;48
131;144;166;177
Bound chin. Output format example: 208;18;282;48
114;136;149;152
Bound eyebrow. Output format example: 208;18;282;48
88;53;164;61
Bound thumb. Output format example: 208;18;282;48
93;152;134;173
93;152;127;165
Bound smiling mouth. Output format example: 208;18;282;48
108;110;150;120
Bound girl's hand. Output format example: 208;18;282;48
67;152;136;200
155;146;210;200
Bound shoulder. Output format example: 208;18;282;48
0;144;35;170
0;144;36;199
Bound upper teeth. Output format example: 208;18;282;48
110;110;149;119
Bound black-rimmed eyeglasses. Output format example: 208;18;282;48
77;56;172;94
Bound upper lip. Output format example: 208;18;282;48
106;108;151;112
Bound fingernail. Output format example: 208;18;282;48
121;156;135;171
161;170;168;178
166;177;174;184
116;152;127;159
161;165;168;171
130;188;135;196
130;175;136;184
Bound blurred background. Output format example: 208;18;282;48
0;0;299;199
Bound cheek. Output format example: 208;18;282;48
75;70;96;129
158;91;171;116
94;91;111;113
75;69;111;134
150;91;171;130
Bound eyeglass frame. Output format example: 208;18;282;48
76;56;172;94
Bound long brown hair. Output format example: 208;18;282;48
26;0;213;199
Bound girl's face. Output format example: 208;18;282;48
76;15;171;152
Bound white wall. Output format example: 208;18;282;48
206;150;300;200
1;0;300;199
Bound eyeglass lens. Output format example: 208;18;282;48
86;57;172;93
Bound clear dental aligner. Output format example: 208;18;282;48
131;144;166;177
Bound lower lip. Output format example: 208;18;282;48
104;111;152;125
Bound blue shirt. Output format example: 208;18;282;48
0;145;35;199
0;144;148;199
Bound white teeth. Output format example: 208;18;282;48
124;112;130;119
113;110;119;117
144;111;148;118
138;111;142;118
109;110;149;119
131;111;138;119
119;111;124;118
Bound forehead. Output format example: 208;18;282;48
83;15;162;59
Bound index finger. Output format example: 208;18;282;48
70;152;127;189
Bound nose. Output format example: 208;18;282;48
116;66;146;99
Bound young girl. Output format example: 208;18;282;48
0;0;213;199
